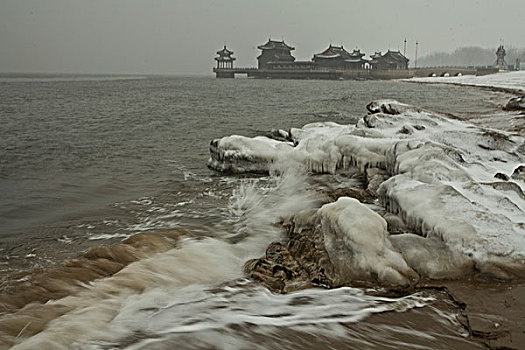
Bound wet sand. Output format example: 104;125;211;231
423;279;525;349
246;238;525;349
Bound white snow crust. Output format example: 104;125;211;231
406;71;525;94
208;99;525;282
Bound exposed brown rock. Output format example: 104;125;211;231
328;187;375;204
365;167;390;196
494;172;510;181
244;209;337;292
243;242;311;293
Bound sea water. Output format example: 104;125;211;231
0;75;501;348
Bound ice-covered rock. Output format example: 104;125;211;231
383;212;408;234
208;135;294;173
512;165;525;182
366;99;423;115
365;167;389;196
286;198;418;286
390;234;474;279
318;198;418;285
210;99;525;281
503;95;525;111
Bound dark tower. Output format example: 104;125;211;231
495;45;507;70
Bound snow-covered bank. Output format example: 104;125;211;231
209;100;525;284
405;71;525;94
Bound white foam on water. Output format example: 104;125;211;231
130;197;154;206
8;164;320;349
88;233;133;241
98;282;435;350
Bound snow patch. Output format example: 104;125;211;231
406;71;525;94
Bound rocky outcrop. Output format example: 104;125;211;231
512;164;525;181
365;167;389;196
503;95;525;111
246;198;419;289
229;99;525;286
243;242;312;293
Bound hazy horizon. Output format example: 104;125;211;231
1;0;524;75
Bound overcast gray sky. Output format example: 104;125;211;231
1;0;523;75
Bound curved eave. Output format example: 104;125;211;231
215;57;236;61
314;54;342;59
344;59;367;63
258;44;295;51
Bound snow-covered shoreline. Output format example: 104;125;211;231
209;99;525;285
404;70;525;94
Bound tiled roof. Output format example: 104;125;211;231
258;39;295;51
314;45;352;59
216;45;234;56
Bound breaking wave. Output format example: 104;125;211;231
0;163;319;349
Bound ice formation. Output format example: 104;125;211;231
209;100;525;283
299;197;418;285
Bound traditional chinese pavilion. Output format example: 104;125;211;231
346;49;367;70
369;50;409;70
313;45;367;70
215;46;236;69
257;39;296;69
313;45;351;69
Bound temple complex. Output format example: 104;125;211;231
311;45;367;70
212;38;493;79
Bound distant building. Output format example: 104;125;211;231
370;50;409;70
346;49;368;70
213;38;484;79
495;45;507;70
257;39;296;70
313;45;351;70
370;51;382;62
215;46;235;70
313;45;367;70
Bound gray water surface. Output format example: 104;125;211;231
0;75;504;272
